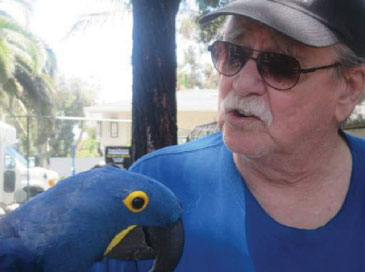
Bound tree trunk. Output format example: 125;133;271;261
131;0;180;162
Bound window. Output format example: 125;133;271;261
110;122;119;138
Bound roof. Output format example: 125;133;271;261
177;89;218;111
84;89;218;113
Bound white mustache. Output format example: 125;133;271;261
221;92;273;125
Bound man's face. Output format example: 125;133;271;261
218;18;345;159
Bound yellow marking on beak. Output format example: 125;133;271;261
104;225;137;256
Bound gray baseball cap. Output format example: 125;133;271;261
199;0;365;58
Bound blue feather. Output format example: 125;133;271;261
0;167;182;272
0;238;40;272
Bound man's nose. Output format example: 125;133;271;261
232;58;266;96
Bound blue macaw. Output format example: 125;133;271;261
0;166;184;272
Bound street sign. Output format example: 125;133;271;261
105;146;132;169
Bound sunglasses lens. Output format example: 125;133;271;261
209;41;303;90
210;42;250;76
258;53;300;90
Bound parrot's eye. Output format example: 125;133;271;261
132;197;145;209
123;191;149;213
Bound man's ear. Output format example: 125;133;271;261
335;65;365;122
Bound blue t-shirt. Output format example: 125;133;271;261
90;132;365;272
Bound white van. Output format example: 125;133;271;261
0;121;60;213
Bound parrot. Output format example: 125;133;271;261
0;166;184;272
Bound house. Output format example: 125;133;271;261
84;89;218;151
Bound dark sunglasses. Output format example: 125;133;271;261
208;40;341;90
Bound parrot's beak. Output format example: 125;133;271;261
143;218;184;272
105;218;184;272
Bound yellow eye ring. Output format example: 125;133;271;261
123;191;149;213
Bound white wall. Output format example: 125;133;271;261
50;157;105;178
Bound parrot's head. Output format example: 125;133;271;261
61;166;184;272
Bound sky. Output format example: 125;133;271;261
29;0;133;103
27;0;210;104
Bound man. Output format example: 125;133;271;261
90;0;365;271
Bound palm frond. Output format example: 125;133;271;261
66;1;131;38
0;20;45;74
0;0;57;145
14;65;41;104
23;37;44;74
0;37;15;83
3;76;23;99
65;11;114;38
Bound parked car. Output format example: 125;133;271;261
0;121;60;213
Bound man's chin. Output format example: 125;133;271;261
222;125;270;160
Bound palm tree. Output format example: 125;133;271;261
0;0;57;149
0;2;56;110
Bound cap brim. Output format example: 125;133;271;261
199;0;338;48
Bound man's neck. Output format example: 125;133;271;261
233;132;352;229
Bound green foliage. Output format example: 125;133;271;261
0;0;60;166
0;0;58;151
76;128;100;158
48;76;99;157
197;16;225;43
177;46;218;90
5;76;99;163
176;1;223;90
195;0;231;12
192;0;232;43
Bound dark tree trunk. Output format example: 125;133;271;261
131;0;180;162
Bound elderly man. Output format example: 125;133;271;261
90;0;365;271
